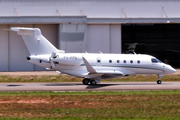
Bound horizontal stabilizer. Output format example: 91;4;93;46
10;27;59;55
10;27;36;36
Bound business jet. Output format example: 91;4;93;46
10;27;176;85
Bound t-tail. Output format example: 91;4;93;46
10;27;64;55
10;27;65;69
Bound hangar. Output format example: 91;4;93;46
0;0;180;71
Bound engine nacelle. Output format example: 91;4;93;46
27;54;82;66
26;55;50;63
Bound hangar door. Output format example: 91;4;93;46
122;24;180;68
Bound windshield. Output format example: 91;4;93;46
151;58;162;63
156;58;162;63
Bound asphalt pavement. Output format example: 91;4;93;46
0;70;179;92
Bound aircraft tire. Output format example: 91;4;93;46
82;78;89;85
157;80;162;84
90;80;97;85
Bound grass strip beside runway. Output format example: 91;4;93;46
0;90;179;119
0;74;179;82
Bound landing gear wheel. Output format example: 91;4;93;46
90;80;97;85
82;78;89;85
157;80;162;84
157;74;163;84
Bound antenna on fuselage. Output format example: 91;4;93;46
99;51;103;54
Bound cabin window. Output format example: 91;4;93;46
130;60;133;64
151;58;158;63
109;60;112;63
123;60;126;63
137;60;140;64
117;60;120;63
97;60;101;63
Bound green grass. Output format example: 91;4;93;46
0;74;179;82
0;91;179;119
0;75;77;82
0;74;179;120
0;90;179;96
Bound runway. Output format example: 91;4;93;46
0;82;180;91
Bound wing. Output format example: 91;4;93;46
82;57;124;79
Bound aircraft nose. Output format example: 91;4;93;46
171;67;176;73
164;64;176;74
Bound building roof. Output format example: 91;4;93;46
1;0;180;24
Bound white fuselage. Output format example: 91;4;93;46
27;53;176;79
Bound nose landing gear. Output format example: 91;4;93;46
157;74;163;84
157;80;162;84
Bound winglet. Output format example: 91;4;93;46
82;57;97;74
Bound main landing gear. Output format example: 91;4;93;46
82;78;97;85
157;74;163;84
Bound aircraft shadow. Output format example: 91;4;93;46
44;84;83;86
86;84;118;89
7;85;23;87
43;83;119;89
43;83;157;89
86;83;156;89
4;83;159;89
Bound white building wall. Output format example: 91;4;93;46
86;24;121;53
110;25;121;53
58;24;122;54
0;25;9;71
59;24;86;53
86;25;110;53
0;0;180;18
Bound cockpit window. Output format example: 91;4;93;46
157;59;162;63
151;58;162;63
151;58;158;63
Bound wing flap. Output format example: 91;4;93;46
97;71;123;75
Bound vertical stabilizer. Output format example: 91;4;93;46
10;27;63;55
